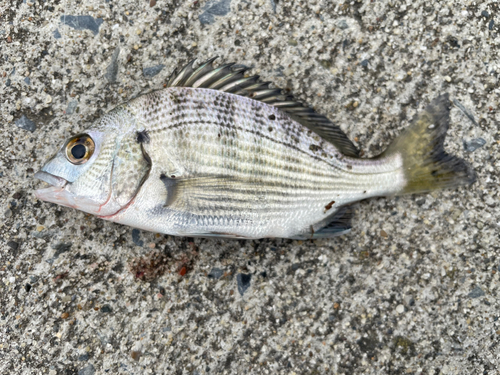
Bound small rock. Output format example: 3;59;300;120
4;208;13;218
481;10;490;18
52;242;72;258
444;75;452;82
15;115;36;132
100;304;112;313
105;47;120;83
5;78;11;87
7;240;19;250
53;28;62;39
78;365;95;375
199;0;232;25
489;20;494;30
61;312;70;319
132;229;144;246
468;286;485;299
396;304;405;314
380;230;388;238
237;273;251;296
66;100;78;115
150;0;156;7
360;59;369;67
130;351;142;361
25;284;31;293
463;138;486;152
208;267;224;279
61;15;104;36
23;77;30;85
337;19;349;30
143;64;165;78
78;354;89;362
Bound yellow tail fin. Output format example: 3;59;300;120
382;94;476;195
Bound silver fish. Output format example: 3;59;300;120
35;58;476;239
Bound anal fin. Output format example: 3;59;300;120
290;206;353;240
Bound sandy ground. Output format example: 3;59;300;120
1;0;499;374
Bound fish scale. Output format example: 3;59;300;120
35;58;475;239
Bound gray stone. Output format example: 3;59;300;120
337;19;349;30
468;286;485;299
60;15;104;35
208;267;224;279
15;115;36;132
132;229;144;246
105;47;120;83
53;28;62;39
23;77;30;85
66;100;78;115
237;273;251;296
199;0;232;25
78;365;95;375
463;138;486;152
143;64;165;78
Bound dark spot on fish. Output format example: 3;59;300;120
347;164;353;170
325;201;335;211
218;133;221;138
363;191;367;194
160;173;166;180
171;175;176;179
268;126;273;132
136;130;150;144
309;144;321;152
268;114;276;120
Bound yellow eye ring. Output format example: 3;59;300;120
65;135;95;165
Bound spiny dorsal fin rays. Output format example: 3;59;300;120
166;57;359;157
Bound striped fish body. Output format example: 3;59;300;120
107;87;403;239
35;59;475;239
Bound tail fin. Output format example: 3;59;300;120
381;94;476;195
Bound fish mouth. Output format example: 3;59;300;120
34;171;70;204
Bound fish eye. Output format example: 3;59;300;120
65;135;95;165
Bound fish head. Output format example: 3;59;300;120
35;121;151;216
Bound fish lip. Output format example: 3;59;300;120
34;171;68;188
34;171;69;201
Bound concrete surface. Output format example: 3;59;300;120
1;0;499;374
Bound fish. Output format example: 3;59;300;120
34;58;476;239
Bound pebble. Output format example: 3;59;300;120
66;100;78;115
61;15;104;36
131;229;144;246
396;304;404;314
489;20;494;30
15;115;36;132
101;305;112;313
380;230;388;238
7;241;19;250
208;267;224;279
199;0;232;25
143;64;165;78
337;19;349;30
53;29;61;39
105;47;120;83
78;364;95;375
23;77;30;85
468;286;485;299
481;10;490;18
444;75;451;82
463;138;486;152
237;273;251;296
45;95;52;104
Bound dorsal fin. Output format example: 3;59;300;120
166;58;359;157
